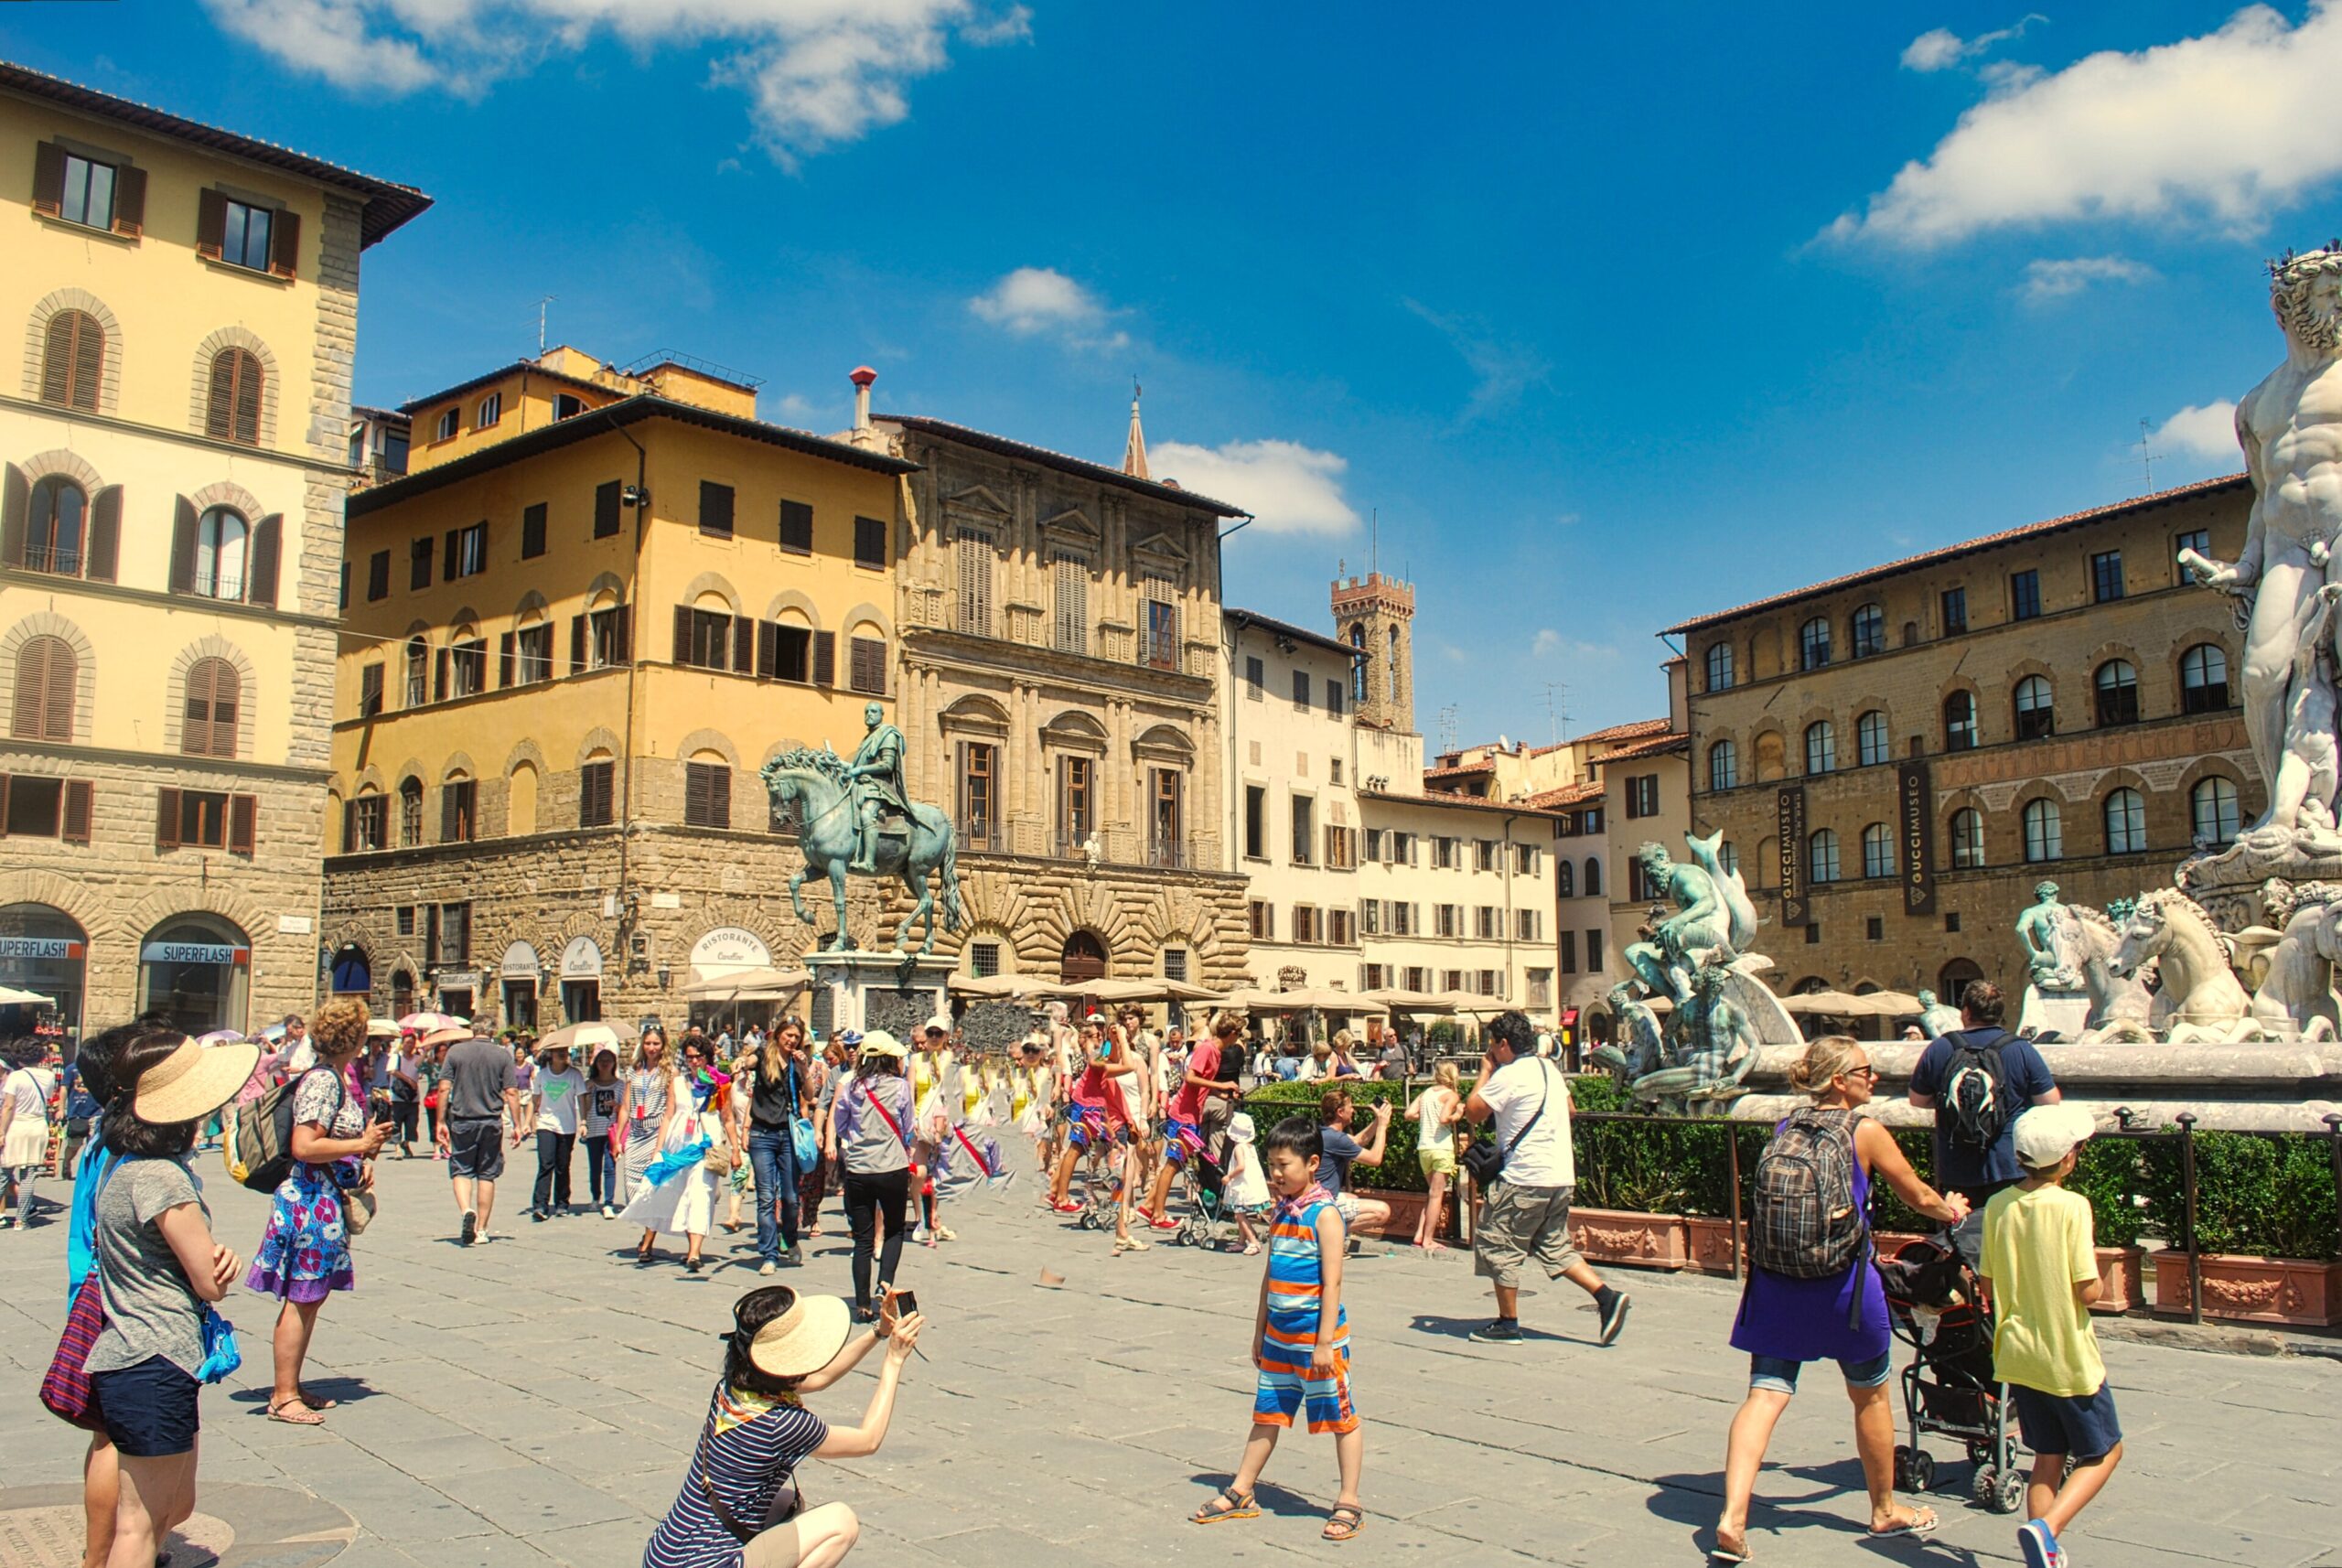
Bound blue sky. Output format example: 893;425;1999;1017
13;2;2339;745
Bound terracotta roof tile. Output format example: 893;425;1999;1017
1571;716;1672;746
1592;731;1690;765
1525;780;1604;809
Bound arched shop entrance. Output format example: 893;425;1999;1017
500;941;542;1032
560;936;604;1024
1059;929;1107;984
0;903;88;1051
328;943;372;997
139;915;252;1037
687;926;775;1036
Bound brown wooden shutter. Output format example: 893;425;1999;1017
31;141;65;215
443;530;457;581
70;315;102;412
14;636;72;742
672;605;693;665
195;188;227;259
341;797;358;853
234;354;262;444
156;788;182;851
440;785;458;843
247;513;281;607
499;632;515;687
570;615;586;673
169;498;199;593
62;780;92;844
360;662;383;714
521;502;546;558
205;351;237;439
733;616;755;673
112;164;145;237
229;793;257;855
615;607;632;663
267;207;300;279
595;479;621;538
757;621;779;679
85;485;121;581
0;776;10;837
812;631;835;688
434;648;449;702
1;463;27;567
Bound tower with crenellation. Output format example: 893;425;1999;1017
1331;571;1414;733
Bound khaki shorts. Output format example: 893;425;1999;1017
1473;1181;1580;1287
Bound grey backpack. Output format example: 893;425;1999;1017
1748;1107;1866;1283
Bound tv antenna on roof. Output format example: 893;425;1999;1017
1542;682;1570;747
534;296;555;354
2136;417;2164;489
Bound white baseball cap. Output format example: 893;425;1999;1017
2011;1104;2098;1170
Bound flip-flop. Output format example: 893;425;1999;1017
1708;1533;1752;1563
1190;1487;1259;1524
1322;1505;1365;1541
267;1397;325;1426
1868;1506;1938;1541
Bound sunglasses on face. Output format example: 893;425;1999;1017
1840;1065;1880;1082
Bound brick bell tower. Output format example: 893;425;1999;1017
1330;571;1415;732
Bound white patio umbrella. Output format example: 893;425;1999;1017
948;972;1038;999
1358;987;1456;1014
396;1010;468;1034
1778;989;1868;1015
0;984;56;1006
679;966;811;1000
537;1020;639;1056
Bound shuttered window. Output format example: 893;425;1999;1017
684;761;731;829
954;527;993;635
40;309;103;412
367;550;390;600
12;634;76;741
441;779;477;843
853;514;886;568
1140;573;1179;671
1052;551;1088;654
521;502;547;559
699;481;735;539
848;635;886;695
204;348;263;445
343;792;388;853
181;658;240;757
157;789;254;853
360;663;384;715
579;760;616;827
779;499;813;554
594;479;623;538
4;776;94;842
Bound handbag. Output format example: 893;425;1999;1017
194;1305;242;1384
344;1187;377;1237
788;1062;819;1168
1461;1059;1552;1188
40;1272;106;1430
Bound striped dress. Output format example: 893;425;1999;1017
1253;1183;1358;1434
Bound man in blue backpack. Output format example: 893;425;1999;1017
1907;981;2061;1225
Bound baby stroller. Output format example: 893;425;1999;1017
1877;1233;2028;1514
1166;1122;1238;1250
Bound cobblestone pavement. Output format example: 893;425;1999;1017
3;1146;2337;1568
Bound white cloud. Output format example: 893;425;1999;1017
1149;439;1358;535
1838;1;2342;245
1530;628;1617;662
1403;299;1549;424
199;0;1030;164
2154;400;2242;463
1901;15;2045;72
965;266;1128;349
2020;254;2155;301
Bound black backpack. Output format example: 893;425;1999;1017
1747;1107;1866;1283
1939;1031;2013;1154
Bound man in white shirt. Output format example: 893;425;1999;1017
1462;1010;1629;1348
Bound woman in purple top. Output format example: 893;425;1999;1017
1711;1036;1970;1563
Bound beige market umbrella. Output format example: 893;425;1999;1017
949;972;1038;998
1064;976;1230;1006
679;965;810;1000
1358;987;1456;1014
537;1020;640;1056
1778;989;1868;1015
1844;989;1925;1017
1223;986;1387;1014
1434;991;1510;1014
0;984;56;1006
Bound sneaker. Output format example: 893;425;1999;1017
1468;1319;1523;1344
759;1261;777;1275
1051;1200;1084;1215
601;1205;616;1219
2017;1520;2063;1568
459;1210;477;1246
1598;1290;1632;1347
531;1209;547;1224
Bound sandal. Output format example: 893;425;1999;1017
1322;1505;1365;1541
298;1386;338;1411
1709;1530;1751;1563
1190;1487;1259;1524
1114;1236;1151;1252
267;1396;326;1426
1867;1505;1938;1541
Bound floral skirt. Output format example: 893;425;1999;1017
246;1161;357;1303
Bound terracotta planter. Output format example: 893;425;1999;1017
1568;1206;1691;1271
1354;1187;1423;1240
1871;1230;1929;1262
2092;1247;2146;1316
1684;1216;1739;1276
2151;1251;2342;1326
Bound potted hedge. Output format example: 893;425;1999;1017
2143;1130;2342;1326
1241;1078;1434;1240
2066;1136;2150;1314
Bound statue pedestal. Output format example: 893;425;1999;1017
803;950;957;1043
2019;986;2092;1041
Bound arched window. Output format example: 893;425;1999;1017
1555;860;1574;897
1949;807;1985;869
11;633;75;740
1809;828;1841;884
2103;787;2147;854
1348;624;1367;702
1705;641;1735;693
508;761;540;835
40;307;103;411
1850;603;1885;659
1943;690;1978;751
180;657;240;757
204;347;263;446
1709;738;1739;791
1799;616;1832;671
2180;643;2229;714
1860;822;1892;878
2094;660;2139;725
1804;720;1836;775
2022;798;2062;862
27;477;86;575
403;635;428;707
2191;777;2240;847
398;777;424;845
1856;709;1889;767
2013;674;2056;740
1584;857;1603;897
194;507;249;600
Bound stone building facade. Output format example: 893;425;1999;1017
875;410;1252;988
0;64;425;1043
1671;475;2260;1004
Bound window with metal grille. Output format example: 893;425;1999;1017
1164;948;1189;981
2180;644;2229;713
779;499;813;553
579;760;616;827
11;634;75;741
970;941;1002;978
2013;675;2055;740
848;636;886;695
1052;551;1088;653
40;309;103;411
180;657;239;757
956;528;994;635
685;762;732;829
398;778;424;845
853;514;886;568
203;348;263;445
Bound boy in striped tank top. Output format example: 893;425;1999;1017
1190;1116;1368;1542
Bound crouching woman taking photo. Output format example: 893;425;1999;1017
643;1286;925;1568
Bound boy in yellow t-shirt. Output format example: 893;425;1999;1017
1979;1104;2124;1568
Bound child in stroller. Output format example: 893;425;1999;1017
1878;1233;2030;1514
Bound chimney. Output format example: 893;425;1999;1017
849;365;877;446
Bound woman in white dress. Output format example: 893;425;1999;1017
622;1036;727;1273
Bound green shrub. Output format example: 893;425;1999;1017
2065;1137;2148;1250
2138;1130;2339;1261
1241;1079;1431;1193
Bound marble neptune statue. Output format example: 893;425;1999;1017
2183;243;2342;841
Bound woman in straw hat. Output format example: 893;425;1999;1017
79;1022;257;1568
247;997;389;1426
643;1284;925;1568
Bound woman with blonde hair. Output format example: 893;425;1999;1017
742;1015;813;1274
248;998;389;1426
613;1028;681;1209
1405;1061;1463;1251
1710;1036;1971;1563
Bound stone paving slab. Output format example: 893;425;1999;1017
4;1147;2337;1565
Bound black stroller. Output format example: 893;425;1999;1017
1877;1233;2029;1514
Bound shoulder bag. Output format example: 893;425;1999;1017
1460;1059;1552;1188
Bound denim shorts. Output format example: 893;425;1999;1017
1749;1349;1893;1395
91;1356;200;1457
2011;1381;2122;1462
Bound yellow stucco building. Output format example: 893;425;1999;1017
318;348;919;1031
0;62;425;1042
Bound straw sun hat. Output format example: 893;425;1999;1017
132;1036;261;1125
743;1291;855;1379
